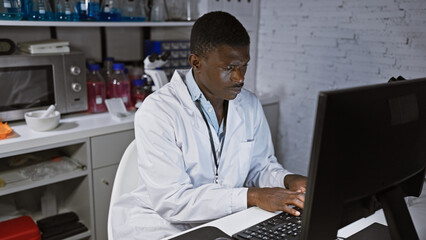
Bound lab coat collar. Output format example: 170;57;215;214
170;69;244;141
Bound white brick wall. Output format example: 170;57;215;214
256;0;426;175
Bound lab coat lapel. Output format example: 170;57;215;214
226;95;244;142
170;70;210;138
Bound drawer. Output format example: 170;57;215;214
91;130;135;169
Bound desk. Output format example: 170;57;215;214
164;207;387;239
166;180;426;239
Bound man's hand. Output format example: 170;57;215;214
247;187;305;216
284;174;307;192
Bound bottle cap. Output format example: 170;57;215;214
88;64;100;71
113;63;125;70
133;78;144;86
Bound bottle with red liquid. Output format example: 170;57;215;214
109;63;132;109
86;64;107;113
132;75;152;109
101;57;114;98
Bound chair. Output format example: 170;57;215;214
107;139;139;240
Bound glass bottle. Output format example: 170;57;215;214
86;0;99;20
0;0;23;20
86;64;107;113
121;0;146;22
99;0;120;21
101;57;114;98
164;0;184;21
110;63;132;109
55;0;79;21
75;0;86;20
132;76;152;109
150;0;165;22
76;0;99;21
27;0;53;20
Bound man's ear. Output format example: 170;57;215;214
189;54;201;71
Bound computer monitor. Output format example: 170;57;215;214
301;77;426;240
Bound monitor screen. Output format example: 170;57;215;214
301;77;426;239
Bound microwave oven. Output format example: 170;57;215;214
0;52;87;122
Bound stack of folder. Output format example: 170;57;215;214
17;39;70;54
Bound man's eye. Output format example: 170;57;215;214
225;66;234;71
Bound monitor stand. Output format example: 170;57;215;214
349;185;421;240
347;223;391;240
378;186;419;240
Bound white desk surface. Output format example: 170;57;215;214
166;180;426;239
164;206;387;239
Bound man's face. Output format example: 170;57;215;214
193;45;250;102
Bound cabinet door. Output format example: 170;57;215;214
92;164;118;240
91;130;135;239
91;130;135;169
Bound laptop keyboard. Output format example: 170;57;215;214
232;207;303;240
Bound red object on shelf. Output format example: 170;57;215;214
0;216;41;240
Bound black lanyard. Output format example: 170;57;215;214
195;100;228;183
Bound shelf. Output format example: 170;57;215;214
0;168;89;196
0;20;194;27
0;112;134;156
63;230;91;240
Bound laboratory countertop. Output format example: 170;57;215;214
0;94;277;156
0;112;135;156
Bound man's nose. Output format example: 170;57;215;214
231;67;245;83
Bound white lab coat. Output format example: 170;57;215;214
111;70;291;239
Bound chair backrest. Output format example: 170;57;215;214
107;139;139;240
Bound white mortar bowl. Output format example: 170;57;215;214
24;110;61;131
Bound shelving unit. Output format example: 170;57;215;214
0;169;89;196
0;2;260;239
0;137;93;239
0;20;194;27
0;113;135;240
0;20;195;62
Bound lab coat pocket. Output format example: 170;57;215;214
238;140;255;177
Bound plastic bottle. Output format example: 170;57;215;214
86;64;107;113
99;0;120;21
55;0;79;21
101;57;114;98
110;63;132;109
0;0;23;20
27;0;53;20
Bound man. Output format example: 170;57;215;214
111;11;307;239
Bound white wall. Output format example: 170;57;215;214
256;0;426;175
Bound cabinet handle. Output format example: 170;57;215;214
102;179;110;186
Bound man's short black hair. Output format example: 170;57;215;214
190;11;250;57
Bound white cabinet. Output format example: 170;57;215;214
0;129;135;240
90;130;135;240
0;112;135;239
92;165;118;240
0;139;94;239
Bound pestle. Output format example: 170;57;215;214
40;105;56;118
